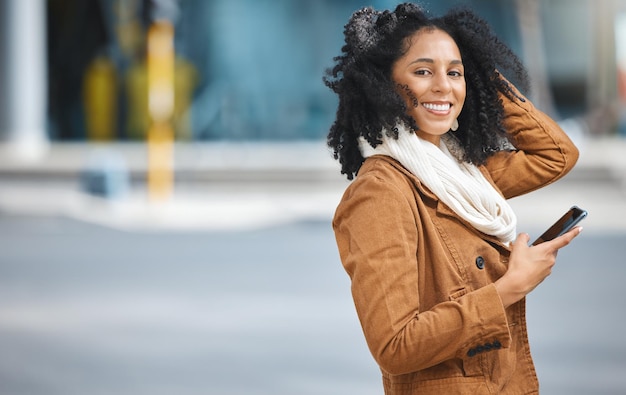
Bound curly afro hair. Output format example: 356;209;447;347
323;3;529;180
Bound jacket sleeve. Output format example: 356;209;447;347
485;84;579;199
333;172;511;375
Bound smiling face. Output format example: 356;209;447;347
392;28;466;145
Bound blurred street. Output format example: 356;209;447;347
0;136;626;395
1;0;625;394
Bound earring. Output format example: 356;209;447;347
450;118;459;132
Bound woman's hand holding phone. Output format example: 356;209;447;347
495;208;585;309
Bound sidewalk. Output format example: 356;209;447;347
0;135;625;233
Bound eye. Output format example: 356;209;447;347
414;69;431;76
448;70;463;78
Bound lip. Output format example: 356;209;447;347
421;101;452;114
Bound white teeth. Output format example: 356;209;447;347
422;103;450;111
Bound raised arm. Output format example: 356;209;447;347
486;84;579;199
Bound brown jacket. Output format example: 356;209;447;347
332;91;579;394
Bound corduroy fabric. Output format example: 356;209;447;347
333;87;579;394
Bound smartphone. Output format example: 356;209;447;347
531;205;588;246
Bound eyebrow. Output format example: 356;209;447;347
409;58;463;65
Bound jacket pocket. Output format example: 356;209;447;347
383;374;488;395
448;288;468;301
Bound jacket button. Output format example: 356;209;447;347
475;256;485;269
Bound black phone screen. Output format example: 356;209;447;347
531;206;588;246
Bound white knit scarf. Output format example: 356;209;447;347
359;124;517;244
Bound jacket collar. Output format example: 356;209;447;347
360;154;440;202
360;155;511;251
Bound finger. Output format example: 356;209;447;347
546;226;583;249
513;233;530;244
513;232;530;248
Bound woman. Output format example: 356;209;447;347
324;3;581;394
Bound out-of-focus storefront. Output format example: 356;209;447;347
1;0;624;147
616;9;626;135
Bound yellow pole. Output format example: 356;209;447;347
83;55;117;141
146;20;175;202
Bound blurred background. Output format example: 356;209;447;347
0;0;625;394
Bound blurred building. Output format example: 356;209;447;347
1;0;625;150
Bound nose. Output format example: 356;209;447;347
431;72;451;93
